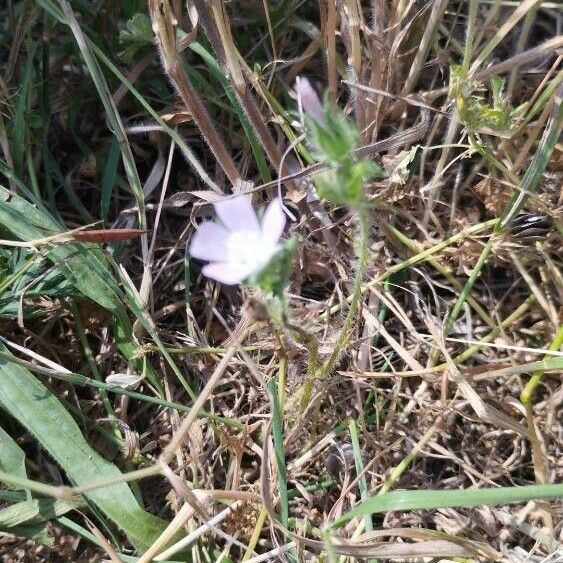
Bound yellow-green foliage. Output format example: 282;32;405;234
450;65;518;133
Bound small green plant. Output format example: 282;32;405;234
119;13;153;62
450;65;520;133
295;77;385;406
300;85;384;208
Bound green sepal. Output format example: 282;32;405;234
248;236;297;302
307;100;358;165
313;160;383;208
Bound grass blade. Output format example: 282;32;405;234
267;378;288;528
0;185;164;392
348;419;372;533
0;426;28;488
0;497;84;528
0;344;168;551
331;484;563;529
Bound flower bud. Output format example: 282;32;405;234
295;76;325;124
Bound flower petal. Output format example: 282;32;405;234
295;76;324;124
189;222;230;261
214;195;260;233
261;198;286;245
201;262;257;285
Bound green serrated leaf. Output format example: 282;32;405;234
308;103;358;165
313;160;382;208
450;65;515;132
119;13;154;62
120;13;153;46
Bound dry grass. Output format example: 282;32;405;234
0;1;561;561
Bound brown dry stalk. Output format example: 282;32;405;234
137;501;198;563
322;0;338;105
341;0;362;75
339;0;365;133
148;0;240;187
366;0;386;141
431;323;530;438
208;0;246;92
160;328;248;462
401;0;448;95
190;0;300;191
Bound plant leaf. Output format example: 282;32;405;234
0;344;168;551
0;426;28;486
330;484;563;529
0;186;122;313
1;522;55;546
0;497;84;528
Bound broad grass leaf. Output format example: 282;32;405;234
0;344;168;551
0;186;123;313
0;236;152;394
0;426;28;485
1;522;54;547
0;497;84;528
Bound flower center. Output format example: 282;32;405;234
226;230;273;268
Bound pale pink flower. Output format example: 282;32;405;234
189;195;286;285
295;76;325;124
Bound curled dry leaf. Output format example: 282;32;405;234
105;373;144;390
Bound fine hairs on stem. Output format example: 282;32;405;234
320;206;369;377
292;77;379;410
298;204;369;410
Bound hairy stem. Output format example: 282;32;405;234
297;206;368;410
322;206;369;377
297;205;369;418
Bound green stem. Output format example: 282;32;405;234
267;379;289;529
521;326;563;406
430;87;562;366
297;207;369;410
0;351;243;428
349;419;372;533
278;354;287;413
522;325;562;487
385;221;495;328
70;300;116;424
0;469;73;498
427;234;494;369
321;206;369;377
288;321;319;412
462;0;479;70
449;294;535;366
444;236;495;336
311;218;498;327
286;319;320;384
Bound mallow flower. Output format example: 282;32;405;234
189;195;286;285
